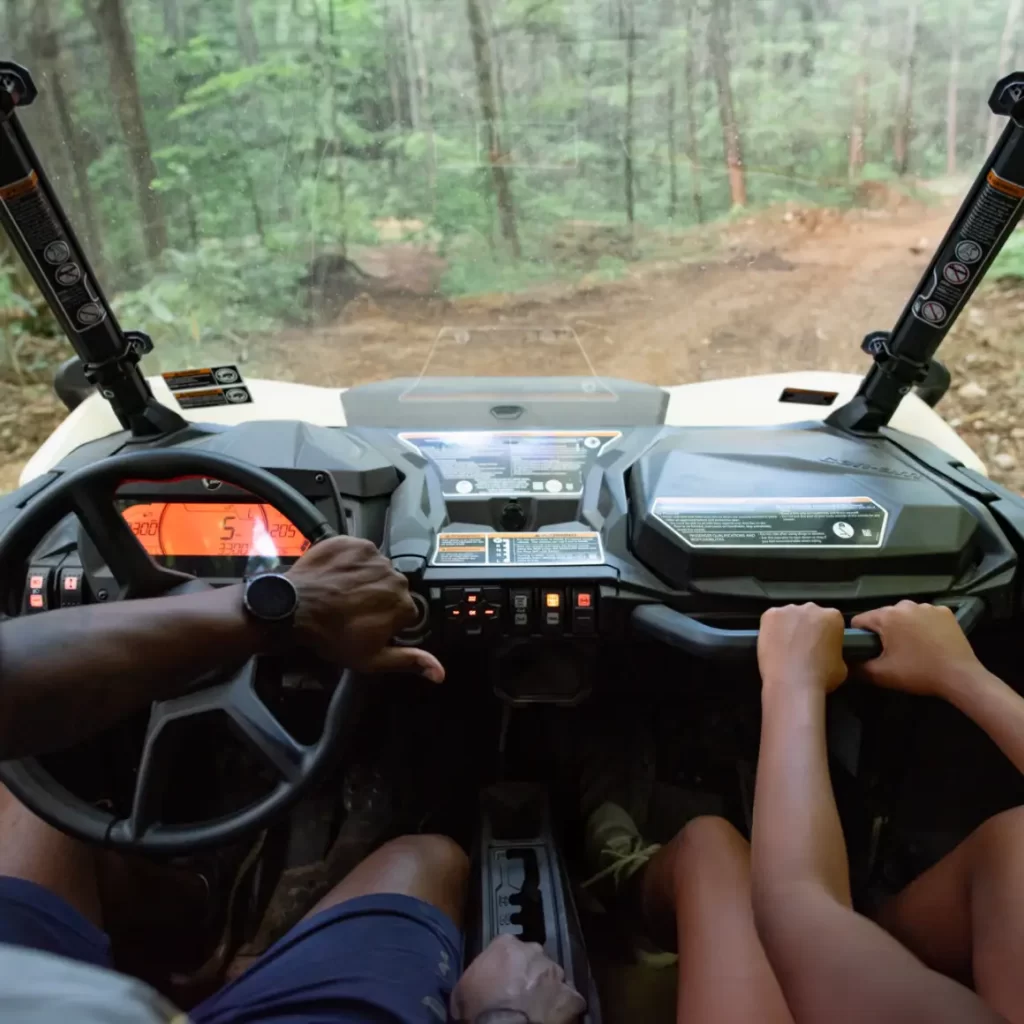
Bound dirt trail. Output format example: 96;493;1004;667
265;201;958;388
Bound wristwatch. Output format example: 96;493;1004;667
243;572;299;628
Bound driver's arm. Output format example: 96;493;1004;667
0;536;442;759
750;604;1005;1024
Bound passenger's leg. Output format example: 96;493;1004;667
641;816;794;1024
876;806;1024;1020
0;784;110;966
192;835;470;1024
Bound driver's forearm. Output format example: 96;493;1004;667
942;665;1024;777
0;585;263;759
751;681;851;908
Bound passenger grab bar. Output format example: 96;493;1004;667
631;597;985;662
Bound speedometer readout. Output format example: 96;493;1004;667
121;503;310;559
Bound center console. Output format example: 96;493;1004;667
467;784;602;1024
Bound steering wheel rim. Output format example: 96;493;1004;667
0;449;359;855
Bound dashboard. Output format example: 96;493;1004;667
7;376;1024;671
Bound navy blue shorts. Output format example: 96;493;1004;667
0;876;462;1023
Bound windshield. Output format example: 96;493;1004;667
3;0;1024;490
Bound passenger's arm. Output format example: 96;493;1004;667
751;604;1005;1024
852;601;1024;776
0;537;442;759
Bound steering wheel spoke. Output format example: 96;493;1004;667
224;658;309;783
69;483;189;598
122;681;232;842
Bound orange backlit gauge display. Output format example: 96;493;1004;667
121;503;310;559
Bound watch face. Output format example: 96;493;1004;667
245;573;297;622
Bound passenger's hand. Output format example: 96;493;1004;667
286;536;444;681
451;935;586;1024
758;603;847;695
851;601;981;697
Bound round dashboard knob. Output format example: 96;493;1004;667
395;591;430;645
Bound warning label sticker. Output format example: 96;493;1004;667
431;531;605;566
0;171;108;333
913;168;1024;329
400;431;620;497
163;365;244;392
651;497;887;549
175;386;252;409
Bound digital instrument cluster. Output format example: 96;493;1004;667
119;502;309;559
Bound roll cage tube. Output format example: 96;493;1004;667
831;71;1024;433
0;62;185;438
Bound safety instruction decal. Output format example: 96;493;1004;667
162;366;251;408
400;431;620;498
0;171;107;333
162;365;244;391
651;496;887;549
431;531;605;566
174;386;252;409
912;168;1024;329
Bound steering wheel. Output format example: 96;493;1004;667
0;449;359;855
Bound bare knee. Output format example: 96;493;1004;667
676;816;748;865
670;816;749;894
378;833;470;888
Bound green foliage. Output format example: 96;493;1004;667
113;234;309;366
7;0;1024;356
989;230;1024;281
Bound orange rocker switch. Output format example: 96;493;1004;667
572;588;596;635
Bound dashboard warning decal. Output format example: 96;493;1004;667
175;386;252;409
163;365;244;391
432;531;605;566
652;497;887;549
400;431;620;498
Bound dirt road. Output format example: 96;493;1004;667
264;200;957;388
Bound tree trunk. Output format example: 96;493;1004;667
988;0;1022;151
707;0;746;207
848;16;868;180
667;81;678;220
947;12;961;176
161;0;181;44
465;0;520;257
32;0;106;275
683;0;703;222
399;0;421;130
5;0;22;51
327;0;347;258
236;0;260;65
892;0;920;176
483;0;509;125
84;0;167;265
622;0;636;227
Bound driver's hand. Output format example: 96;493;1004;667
758;603;847;695
286;537;444;681
851;601;980;697
451;935;586;1024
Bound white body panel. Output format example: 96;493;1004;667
19;370;986;486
